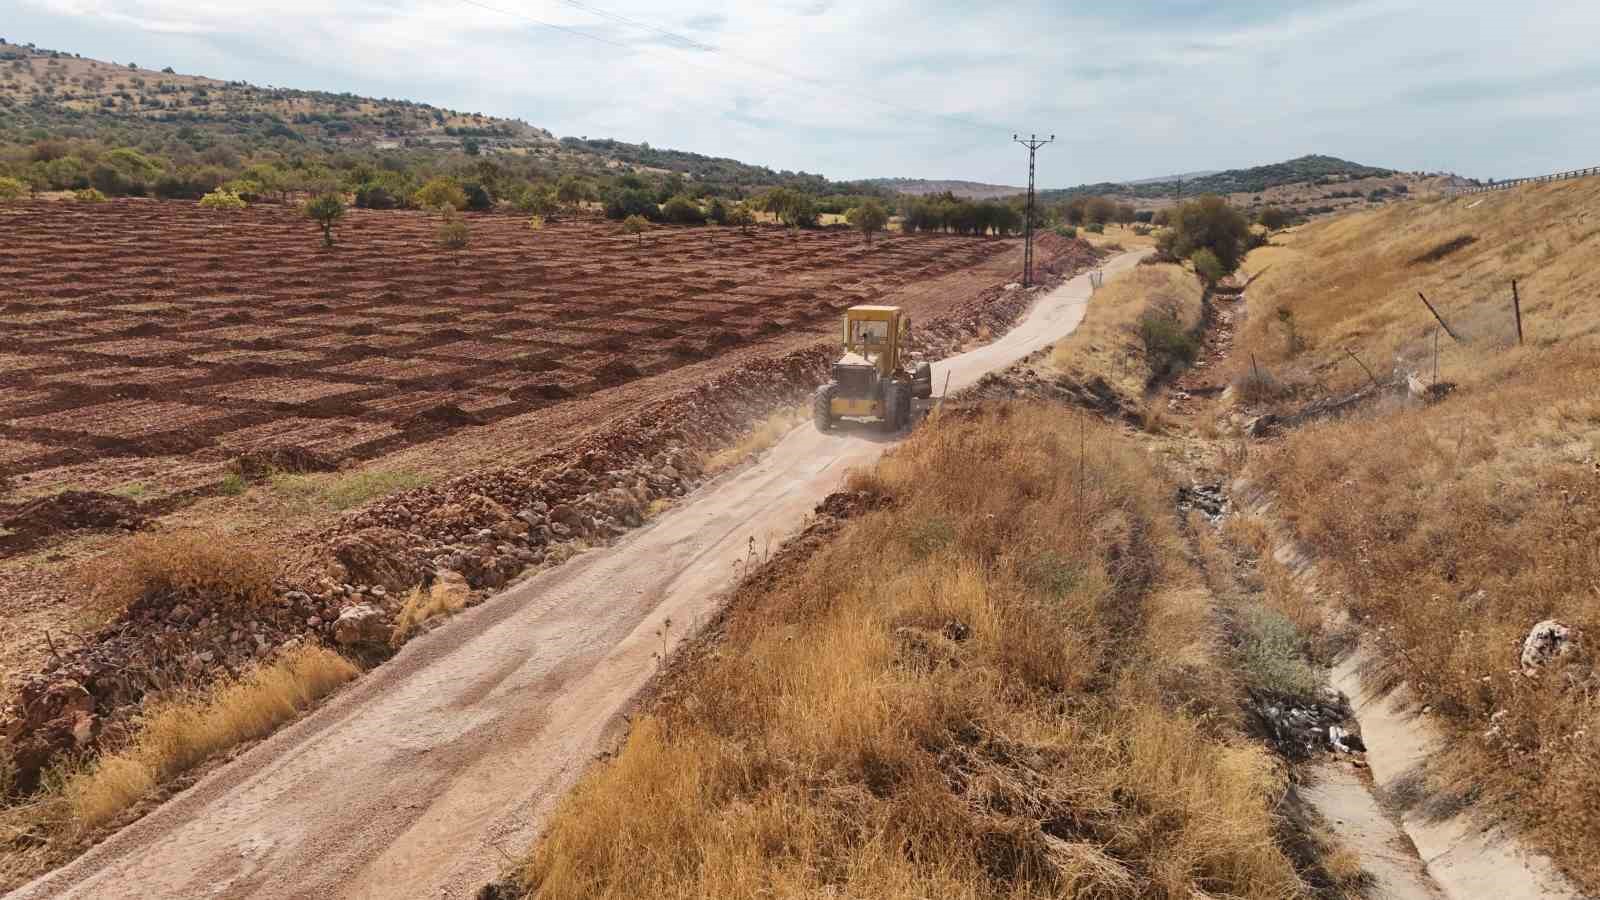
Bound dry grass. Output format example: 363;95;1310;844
1047;262;1205;401
390;575;471;647
80;529;276;623
515;405;1307;899
1078;223;1160;251
1239;178;1600;392
701;405;808;475
0;644;357;886
65;644;357;829
1237;178;1600;891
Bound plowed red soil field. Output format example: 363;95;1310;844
0;199;1018;516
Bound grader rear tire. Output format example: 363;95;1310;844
813;382;837;432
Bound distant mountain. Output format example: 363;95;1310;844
1122;169;1220;186
1038;155;1397;202
862;178;1024;201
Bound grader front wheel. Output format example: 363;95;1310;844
813;382;837;432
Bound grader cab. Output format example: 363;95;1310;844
812;305;933;432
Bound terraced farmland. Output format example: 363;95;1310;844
0;199;1019;535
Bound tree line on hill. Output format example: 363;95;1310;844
1037;154;1397;202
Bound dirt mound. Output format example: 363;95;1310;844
328;527;427;592
814;489;892;520
2;490;143;546
232;445;340;482
215;360;282;377
513;355;560;373
400;403;484;431
592;360;641;386
124;431;215;456
511;382;573;402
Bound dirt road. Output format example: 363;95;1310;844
9;250;1149;900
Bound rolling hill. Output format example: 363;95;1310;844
0;39;881;197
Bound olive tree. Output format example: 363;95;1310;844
845;199;889;245
304;193;346;248
555;175;593;211
622;214;649;246
438;213;470;264
1158;195;1251;274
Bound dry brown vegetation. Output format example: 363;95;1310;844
79;530;275;624
700;405;808;475
0;644;357;887
1240;178;1600;386
389;576;471;647
1235;179;1600;890
515;405;1310;899
1048;262;1205;401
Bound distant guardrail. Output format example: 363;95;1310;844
1455;166;1600;195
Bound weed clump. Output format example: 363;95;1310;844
83;530;275;620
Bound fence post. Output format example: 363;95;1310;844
1418;291;1465;343
1512;280;1523;345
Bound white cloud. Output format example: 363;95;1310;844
16;0;1600;183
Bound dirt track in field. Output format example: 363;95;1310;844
6;251;1149;900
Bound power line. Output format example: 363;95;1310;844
549;0;717;52
457;0;631;49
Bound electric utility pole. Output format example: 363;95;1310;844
1014;132;1054;286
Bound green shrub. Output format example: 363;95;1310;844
1257;206;1292;231
198;188;246;210
1086;223;1105;234
413;176;467;212
1053;224;1077;239
1190;248;1223;286
605;187;659;221
1236;607;1319;699
0;175;27;200
462;181;493;212
516;184;558;216
73;187;108;203
1134;303;1199;377
660;194;703;225
354;183;402;209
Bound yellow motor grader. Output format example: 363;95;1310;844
812;305;934;432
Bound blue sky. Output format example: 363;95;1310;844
9;0;1600;187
